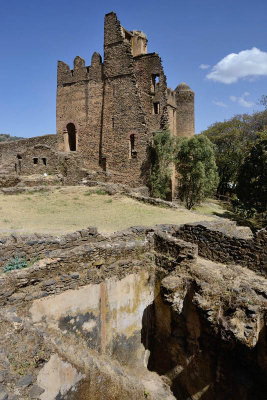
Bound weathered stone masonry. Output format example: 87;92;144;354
0;12;195;190
0;222;266;399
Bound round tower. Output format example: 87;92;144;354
175;82;195;137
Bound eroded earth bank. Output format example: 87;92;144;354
0;221;266;399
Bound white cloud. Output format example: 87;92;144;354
230;92;254;108
206;47;267;84
212;100;227;108
199;64;210;70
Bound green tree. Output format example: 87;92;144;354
149;130;177;199
175;135;218;209
236;138;267;215
201;109;267;195
259;95;267;109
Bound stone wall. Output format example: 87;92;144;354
0;134;57;168
56;53;103;170
174;221;267;276
0;226;100;268
17;145;59;175
0;236;152;307
101;12;150;186
0;224;266;399
133;53;168;136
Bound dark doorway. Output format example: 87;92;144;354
67;123;77;151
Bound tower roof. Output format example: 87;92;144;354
175;82;192;92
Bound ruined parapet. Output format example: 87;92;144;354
57;53;103;87
131;30;148;57
104;12;134;77
175;82;195;137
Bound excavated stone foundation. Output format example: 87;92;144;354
0;222;266;399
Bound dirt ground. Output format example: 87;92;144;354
0;187;224;236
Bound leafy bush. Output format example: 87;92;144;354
2;255;28;273
149;130;177;199
175;136;218;209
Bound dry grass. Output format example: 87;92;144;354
193;199;226;215
0;187;218;236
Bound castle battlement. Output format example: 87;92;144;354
57;52;102;86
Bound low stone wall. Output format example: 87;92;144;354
0;226;100;267
175;221;267;276
0;234;153;307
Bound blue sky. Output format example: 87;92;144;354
0;0;266;137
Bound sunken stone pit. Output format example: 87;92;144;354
0;222;266;399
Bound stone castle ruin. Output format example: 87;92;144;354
1;11;266;400
0;12;194;191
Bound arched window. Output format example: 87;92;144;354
66;123;77;151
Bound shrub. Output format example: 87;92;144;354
175;136;218;209
149;130;177;199
2;255;28;273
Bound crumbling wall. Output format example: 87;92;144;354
16;145;59;175
144;233;267;400
0;224;266;399
0;226;100;268
174;221;267;276
133;53;168;136
101;12;150;186
0;134;57;168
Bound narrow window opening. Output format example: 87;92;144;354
16;155;22;172
112;117;115;129
151;74;159;92
66;123;77;151
153;102;160;115
42;158;47;166
129;134;137;159
33;158;38;165
101;157;107;172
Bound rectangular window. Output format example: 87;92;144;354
33;158;38;164
151;74;159;93
153;102;160;115
42;158;47;166
129;134;137;159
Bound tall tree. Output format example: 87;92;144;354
175;136;218;209
236;138;267;215
201;109;267;195
149;130;177;199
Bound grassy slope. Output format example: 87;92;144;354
0;187;220;236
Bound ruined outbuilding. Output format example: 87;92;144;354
0;12;194;191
